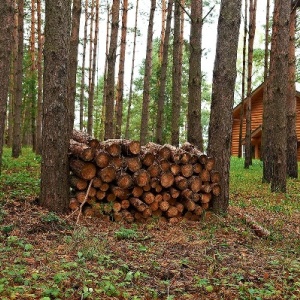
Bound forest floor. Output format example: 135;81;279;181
0;147;300;300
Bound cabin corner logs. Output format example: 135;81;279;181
68;129;221;223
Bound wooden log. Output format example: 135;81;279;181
193;163;202;174
96;190;106;200
181;188;193;200
121;139;141;155
200;183;212;193
111;186;130;199
132;186;144;197
162;191;171;202
143;183;151;191
175;202;184;213
112;201;122;212
117;172;133;189
200;193;212;204
143;207;152;218
69;158;96;180
92;177;103;188
201;202;209;210
150;200;159;211
148;162;161;177
194;204;204;216
126;156;142;173
107;193;117;202
181;164;194;178
69;139;95;161
100;139;122;157
72;129;99;148
99;182;110;192
211;183;221;196
170;163;181;176
69;175;88;190
121;199;130;209
159;200;170;212
199;154;208;165
205;156;215;171
160;159;171;172
180;151;192;164
129;197;149;212
141;151;155;167
142;192;155;204
83;206;95;217
111;156;125;169
94;150;111;168
160;171;174;188
189;176;202;193
200;169;210;181
174;175;188;190
98;165;117;183
121;209;135;223
133;169;150;187
166;206;179;218
180;141;203;157
155;194;163;202
181;198;196;211
169;187;180;198
69;198;80;210
152;208;163;217
158;144;172;160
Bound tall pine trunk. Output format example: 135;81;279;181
40;0;72;213
286;5;298;178
207;0;241;214
171;0;183;146
125;0;139;139
244;0;257;169
68;0;82;134
0;0;14;174
140;0;156;145
115;0;128;138
187;0;203;151
12;0;24;158
262;0;290;192
104;0;120;140
155;0;173;144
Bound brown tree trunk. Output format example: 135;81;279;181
187;0;203;151
262;0;290;192
40;0;72;213
115;0;128;138
79;0;89;131
155;0;173;144
207;0;241;214
159;0;166;63
0;0;14;174
35;0;43;155
286;5;298;179
12;0;24;158
104;0;120;140
171;0;183;146
87;0;95;135
140;0;156;145
125;0;139;139
238;0;248;158
68;0;82;134
244;0;257;169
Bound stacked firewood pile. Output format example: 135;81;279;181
68;129;221;223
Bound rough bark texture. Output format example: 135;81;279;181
207;0;241;214
12;0;24;158
262;0;290;192
155;0;173;144
115;0;128;138
140;0;156;145
40;0;72;213
171;0;183;146
187;0;203;151
0;0;14;174
125;0;139;139
286;6;298;179
244;0;257;169
68;0;82;135
104;0;120;140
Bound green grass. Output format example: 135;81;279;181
0;148;299;299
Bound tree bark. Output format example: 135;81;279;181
207;0;241;214
12;0;24;158
40;0;72;213
0;0;14;174
187;0;203;151
140;0;156;145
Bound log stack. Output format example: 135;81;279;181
68;129;221;223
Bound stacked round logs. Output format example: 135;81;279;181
69;129;221;223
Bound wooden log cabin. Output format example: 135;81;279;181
231;83;300;160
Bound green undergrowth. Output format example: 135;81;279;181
0;148;299;299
